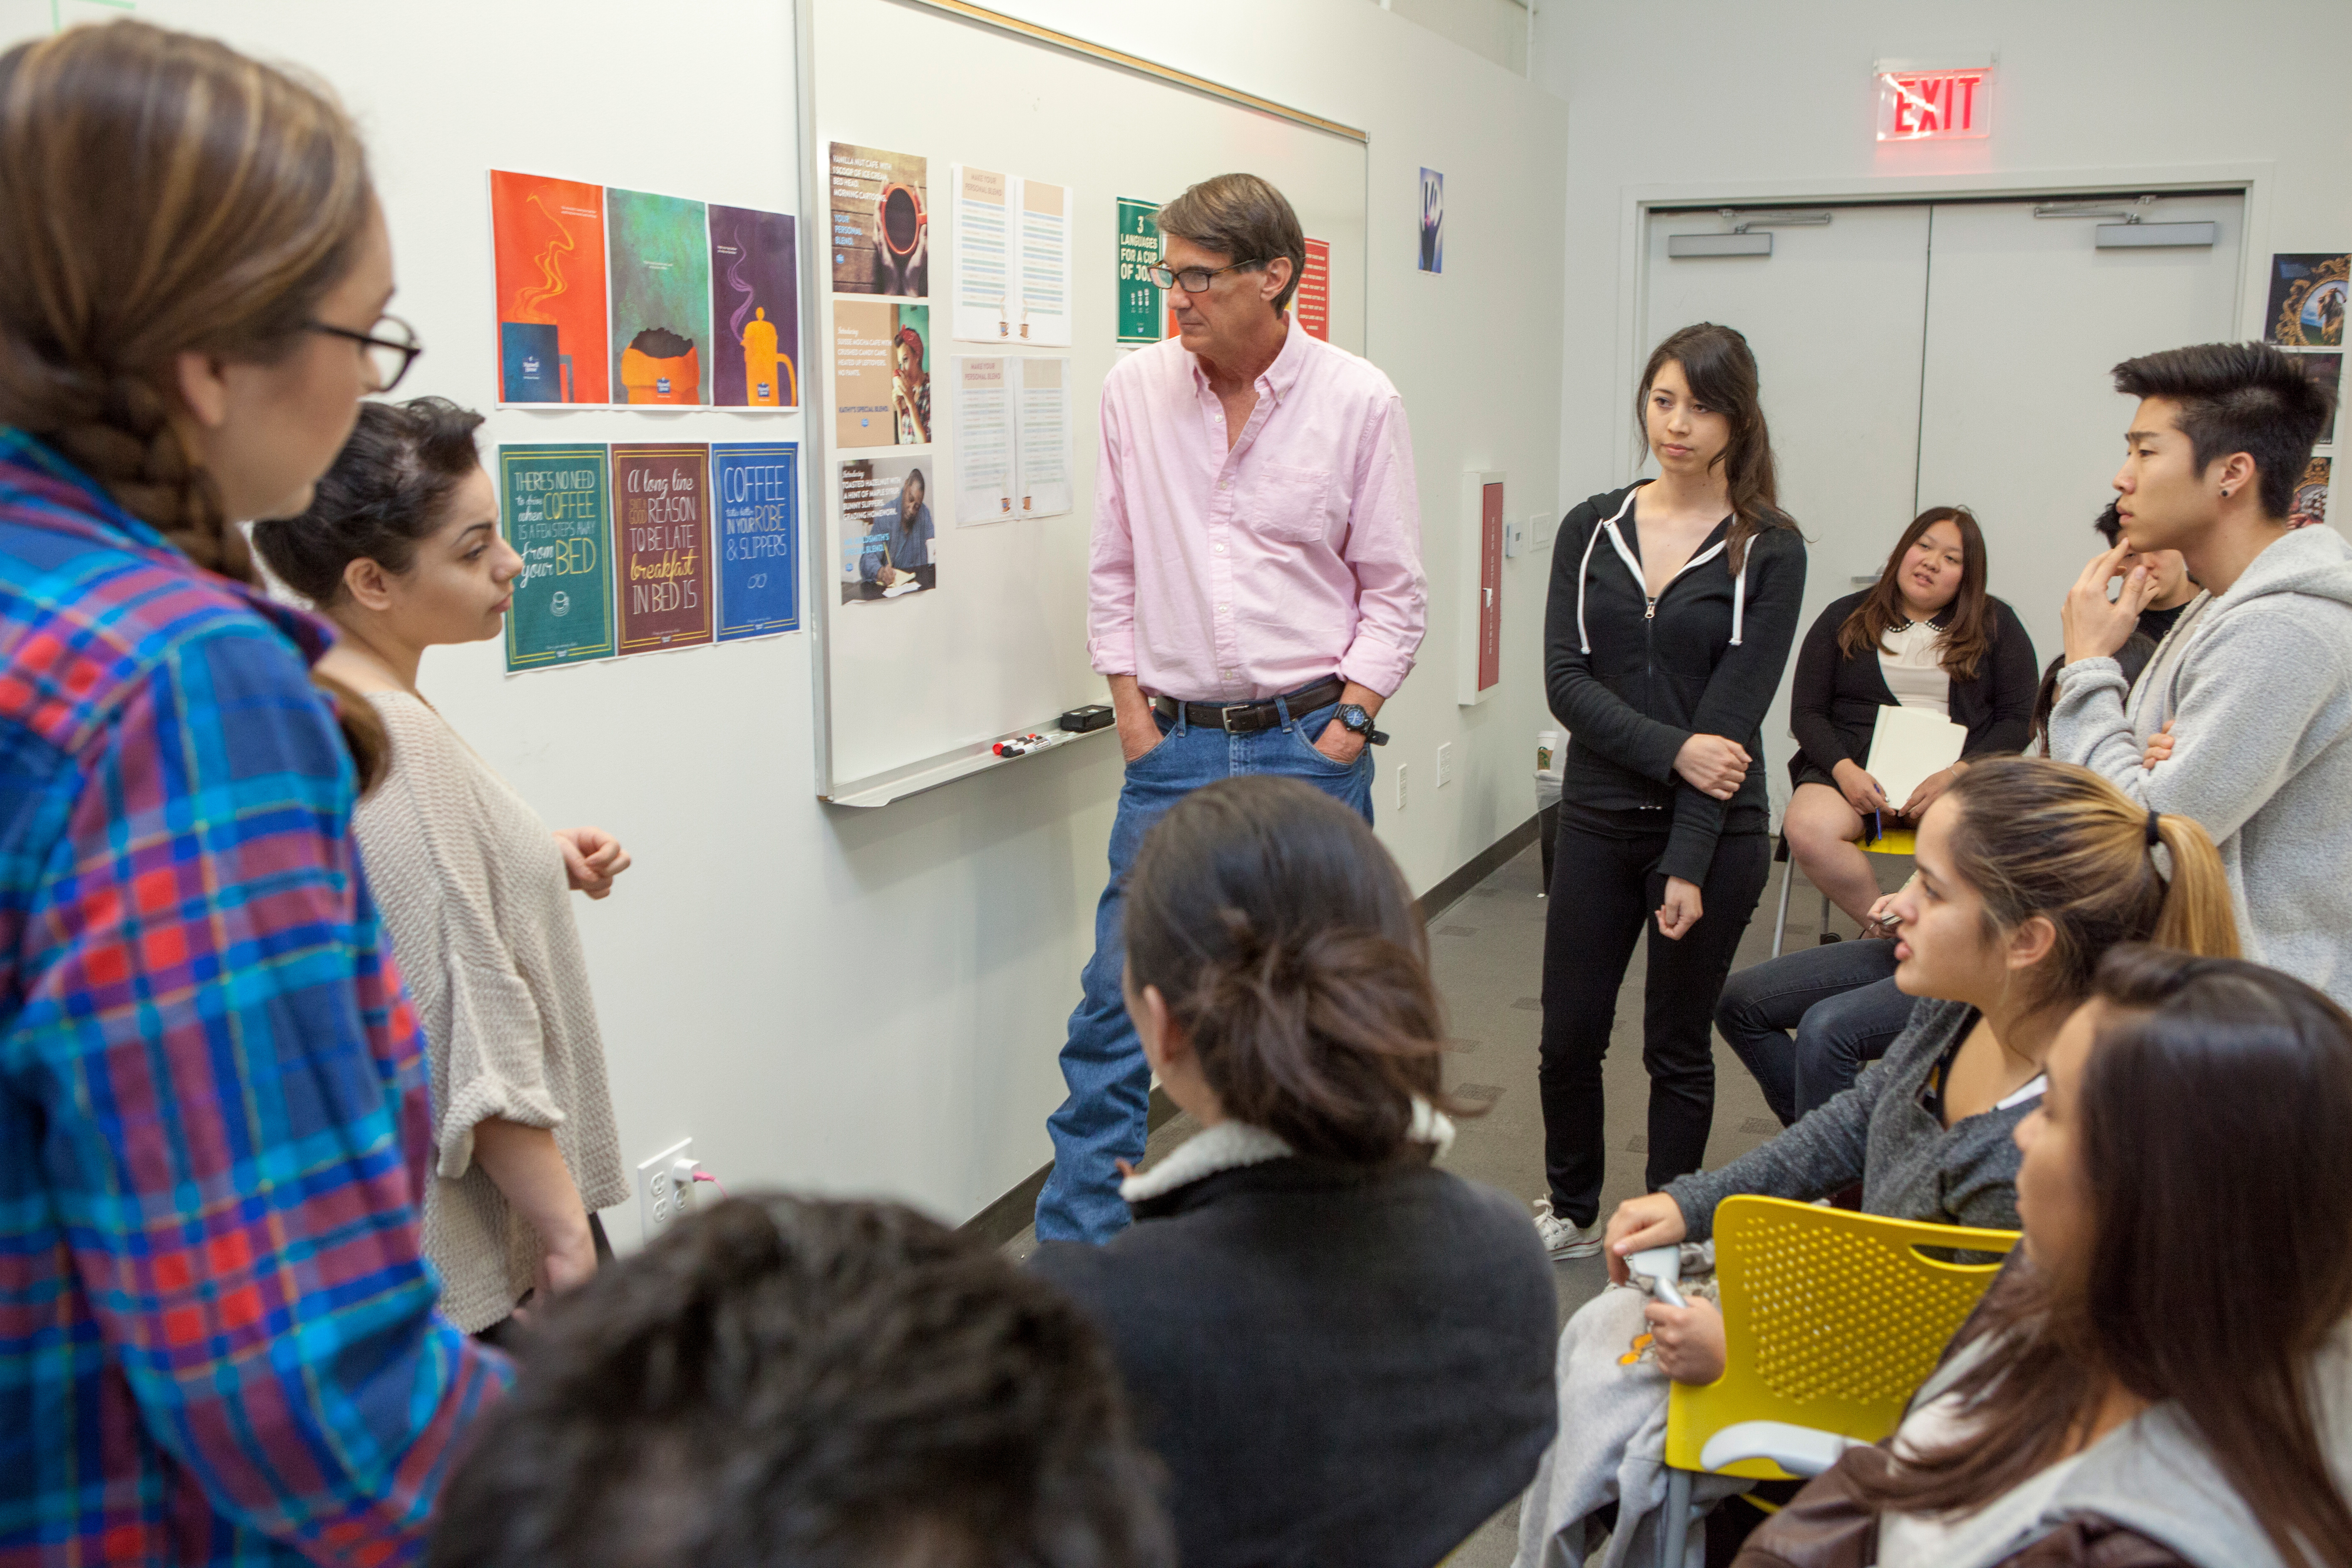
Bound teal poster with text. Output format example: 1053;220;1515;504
501;444;614;671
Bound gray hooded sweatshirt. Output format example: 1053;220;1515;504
2049;524;2352;1007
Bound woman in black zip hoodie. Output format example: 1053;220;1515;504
1532;322;1806;1259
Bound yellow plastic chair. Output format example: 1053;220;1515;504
1768;825;1916;957
1651;1195;2020;1567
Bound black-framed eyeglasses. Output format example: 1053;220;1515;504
1146;259;1264;294
307;312;423;393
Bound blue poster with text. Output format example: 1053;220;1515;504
713;442;799;640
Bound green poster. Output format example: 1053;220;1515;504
1116;197;1165;346
606;188;713;405
501;444;615;671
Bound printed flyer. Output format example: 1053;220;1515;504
490;172;610;405
1115;196;1165;346
709;205;799;409
830;142;928;298
713;442;799;640
500;444;614;671
607;188;713;405
838;455;936;604
1295;237;1331;341
611;443;714;653
2292;455;2331;530
1014;178;1071;345
952;165;1012;342
834;300;929;448
2267;253;2349;348
954;357;1014;524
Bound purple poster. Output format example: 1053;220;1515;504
709;205;799;409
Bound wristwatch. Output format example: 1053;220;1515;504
1336;703;1390;746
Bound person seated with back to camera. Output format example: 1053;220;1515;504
426;1194;1176;1568
1514;757;2238;1568
1734;947;2352;1568
1032;775;1558;1568
1718;505;2153;1129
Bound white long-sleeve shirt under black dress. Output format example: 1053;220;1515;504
1537;479;1807;1225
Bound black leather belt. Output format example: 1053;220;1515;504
1153;675;1346;733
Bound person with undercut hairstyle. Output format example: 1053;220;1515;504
2052;340;2352;1007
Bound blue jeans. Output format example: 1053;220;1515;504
1713;940;1911;1126
1034;690;1375;1243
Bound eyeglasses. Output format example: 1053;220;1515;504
1146;259;1263;294
307;312;423;393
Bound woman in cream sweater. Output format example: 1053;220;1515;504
253;397;630;1338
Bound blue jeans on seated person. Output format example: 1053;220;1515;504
1713;939;1913;1126
1034;690;1375;1244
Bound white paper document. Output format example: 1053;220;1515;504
949;167;1071;346
1014;358;1072;518
1865;704;1968;808
954;356;1015;524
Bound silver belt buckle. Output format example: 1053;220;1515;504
1220;703;1256;730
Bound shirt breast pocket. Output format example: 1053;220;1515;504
1247;461;1337;544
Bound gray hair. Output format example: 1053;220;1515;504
1157;173;1305;314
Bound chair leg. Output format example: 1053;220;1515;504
1769;863;1792;958
1656;1467;1694;1568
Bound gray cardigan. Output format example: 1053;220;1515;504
1665;998;2033;1241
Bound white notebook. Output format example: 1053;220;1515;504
1866;705;1968;808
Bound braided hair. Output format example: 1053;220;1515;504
0;21;385;779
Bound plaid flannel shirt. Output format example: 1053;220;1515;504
0;433;509;1566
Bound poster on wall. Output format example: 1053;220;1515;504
2266;253;2348;348
607;189;713;405
2300;352;2343;446
490;172;611;405
833;300;930;447
1295;237;1331;341
610;444;714;654
499;444;614;671
1116;197;1165;346
1015;178;1072;345
830;142;928;297
1015;358;1073;518
713;442;799;640
708;206;799;409
1417;168;1445;274
954;357;1015;525
839;456;936;603
2291;456;2331;530
952;165;1012;341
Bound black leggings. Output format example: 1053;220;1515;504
1539;823;1771;1226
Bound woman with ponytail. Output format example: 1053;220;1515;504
1737;949;2352;1568
1517;758;2239;1566
1032;775;1557;1568
0;21;501;1563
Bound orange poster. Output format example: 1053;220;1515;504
491;171;611;405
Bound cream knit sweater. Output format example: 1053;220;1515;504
355;691;628;1332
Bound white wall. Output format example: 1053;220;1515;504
1534;0;2352;648
0;0;1566;1233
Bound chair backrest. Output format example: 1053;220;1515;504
1664;1194;2019;1476
1861;824;1917;856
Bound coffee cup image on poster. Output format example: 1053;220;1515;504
830;143;928;297
834;300;929;448
491;172;611;405
500;444;614;671
839;455;935;604
710;206;799;408
608;188;714;405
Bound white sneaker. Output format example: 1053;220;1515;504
1532;1197;1604;1260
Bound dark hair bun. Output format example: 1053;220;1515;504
250;395;485;604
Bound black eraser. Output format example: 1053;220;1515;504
1059;704;1114;732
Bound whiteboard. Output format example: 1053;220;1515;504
798;0;1369;804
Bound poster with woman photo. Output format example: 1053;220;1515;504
839;455;936;604
833;301;928;448
830;143;928;298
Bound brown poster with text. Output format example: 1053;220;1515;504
611;443;714;653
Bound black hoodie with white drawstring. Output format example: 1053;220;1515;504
1543;480;1808;885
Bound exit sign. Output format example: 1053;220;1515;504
1876;64;1991;141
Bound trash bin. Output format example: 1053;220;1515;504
1535;728;1563;895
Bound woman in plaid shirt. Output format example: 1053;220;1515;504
0;22;504;1566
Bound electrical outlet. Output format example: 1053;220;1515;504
1436;743;1454;787
637;1137;694;1242
1396;762;1408;812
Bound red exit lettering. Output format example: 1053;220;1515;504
1876;68;1991;142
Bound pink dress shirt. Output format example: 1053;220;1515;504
1087;315;1428;701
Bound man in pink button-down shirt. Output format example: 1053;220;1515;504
1034;173;1429;1243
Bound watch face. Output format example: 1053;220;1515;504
1339;704;1371;732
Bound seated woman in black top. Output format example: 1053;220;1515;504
1031;775;1557;1568
1784;505;2037;929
